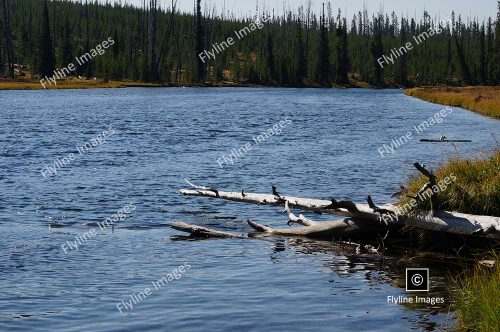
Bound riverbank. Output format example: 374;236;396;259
399;150;500;216
400;150;499;331
0;78;163;90
0;77;377;91
454;258;499;331
405;86;500;119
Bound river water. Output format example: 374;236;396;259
1;88;498;331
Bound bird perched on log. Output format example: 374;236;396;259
367;195;397;223
272;186;286;203
241;190;246;197
323;198;359;213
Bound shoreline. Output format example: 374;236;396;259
404;86;500;120
0;77;385;91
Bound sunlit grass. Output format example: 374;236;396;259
453;255;500;331
0;78;161;90
398;150;500;216
405;86;500;119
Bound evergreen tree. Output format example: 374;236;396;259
0;34;3;76
0;0;497;87
370;17;384;86
84;0;92;78
112;29;119;59
264;32;276;83
396;17;408;86
194;0;204;82
334;18;349;84
486;17;493;84
2;0;15;78
455;36;472;84
479;24;486;84
315;3;330;86
491;1;500;84
38;0;55;77
60;17;73;67
293;18;307;85
446;37;454;82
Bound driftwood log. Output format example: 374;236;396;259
179;162;500;240
247;218;385;239
170;202;384;254
170;221;246;238
169;220;383;255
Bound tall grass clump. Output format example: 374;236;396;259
453;256;500;331
398;150;500;216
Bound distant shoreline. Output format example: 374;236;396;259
0;77;386;91
404;86;500;120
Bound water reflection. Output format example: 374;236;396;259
171;230;456;330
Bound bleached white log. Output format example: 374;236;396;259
180;185;500;239
180;188;377;218
284;200;319;226
247;218;384;239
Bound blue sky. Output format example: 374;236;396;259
113;0;497;21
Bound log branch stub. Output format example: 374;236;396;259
284;201;318;226
413;162;438;212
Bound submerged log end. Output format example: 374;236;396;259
247;219;273;233
170;221;245;238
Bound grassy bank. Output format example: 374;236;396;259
398;150;500;216
399;151;500;330
454;259;500;331
0;78;163;90
405;86;500;119
0;77;376;91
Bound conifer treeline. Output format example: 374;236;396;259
1;0;499;86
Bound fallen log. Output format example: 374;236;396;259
169;220;382;254
420;139;472;142
170;221;246;238
170;218;383;253
180;179;378;219
247;218;384;239
180;181;500;239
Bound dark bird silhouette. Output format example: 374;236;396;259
272;186;280;198
367;195;397;222
241;190;246;197
323;198;359;213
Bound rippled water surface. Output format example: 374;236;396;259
1;88;499;331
